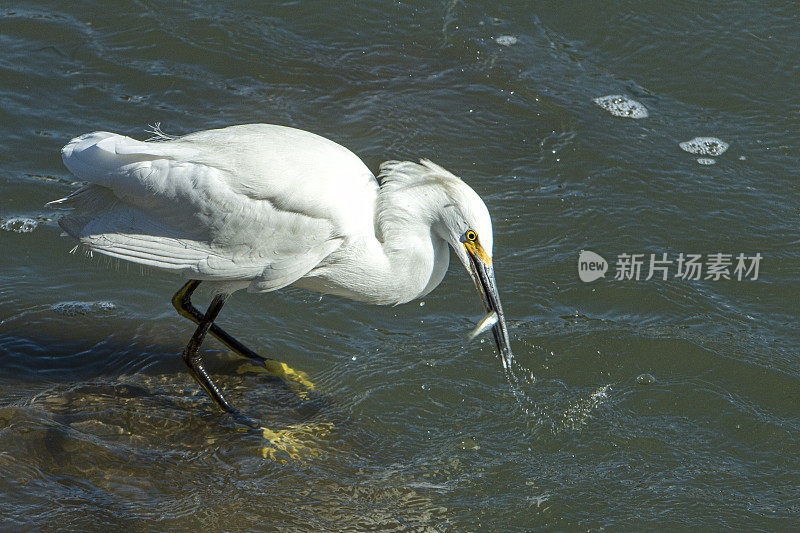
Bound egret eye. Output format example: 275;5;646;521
465;229;477;242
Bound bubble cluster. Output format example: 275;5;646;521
1;217;39;233
593;95;649;118
51;301;117;316
679;137;729;156
494;35;518;46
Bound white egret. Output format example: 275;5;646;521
50;124;512;428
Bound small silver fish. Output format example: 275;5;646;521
469;311;498;341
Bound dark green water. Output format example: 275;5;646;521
1;1;798;530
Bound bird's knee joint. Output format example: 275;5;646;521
171;294;185;313
172;281;201;320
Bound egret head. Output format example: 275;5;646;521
378;159;513;366
433;166;514;368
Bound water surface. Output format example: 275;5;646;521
1;1;798;530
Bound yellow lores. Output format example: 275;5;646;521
462;228;492;265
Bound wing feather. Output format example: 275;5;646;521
54;125;373;291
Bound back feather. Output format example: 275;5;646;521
52;128;345;291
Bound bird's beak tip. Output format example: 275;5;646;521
466;250;513;365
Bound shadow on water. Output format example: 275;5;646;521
0;315;452;531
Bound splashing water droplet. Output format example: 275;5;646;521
636;373;656;385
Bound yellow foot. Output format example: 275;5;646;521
259;422;334;462
236;359;315;399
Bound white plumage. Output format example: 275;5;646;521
51;123;513;426
54;124;497;305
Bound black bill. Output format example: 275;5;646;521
468;253;513;368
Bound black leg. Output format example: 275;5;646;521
172;281;314;391
181;292;259;428
173;280;266;363
173;281;331;460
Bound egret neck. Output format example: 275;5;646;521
295;173;454;306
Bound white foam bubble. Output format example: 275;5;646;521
679;137;729;156
593;94;649;118
0;217;39;233
495;35;518;46
51;301;117;316
696;157;716;165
